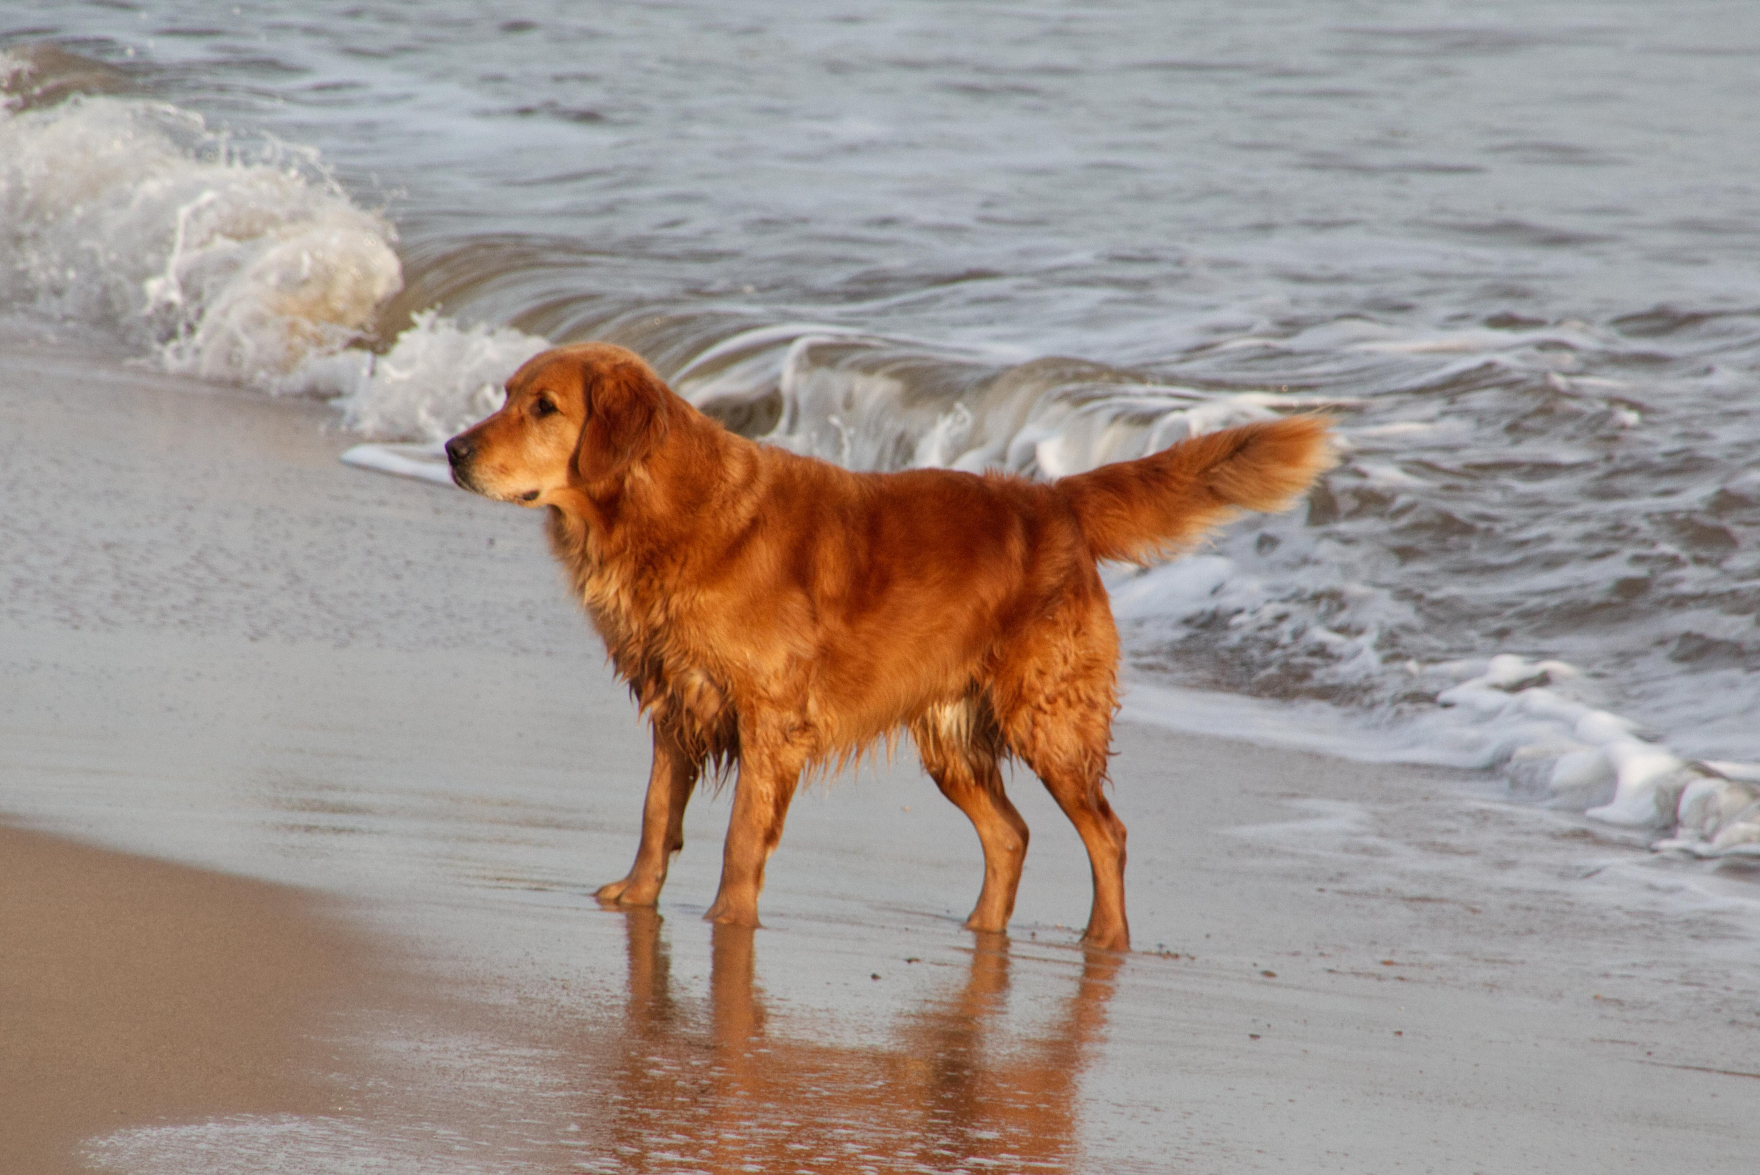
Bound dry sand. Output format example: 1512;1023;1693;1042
2;340;1757;1172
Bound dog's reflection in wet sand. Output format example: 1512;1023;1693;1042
600;911;1120;1173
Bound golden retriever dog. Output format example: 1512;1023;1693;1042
446;343;1332;950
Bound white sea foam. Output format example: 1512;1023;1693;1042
0;90;554;443
329;310;551;442
0;94;401;386
1123;654;1760;859
339;440;455;487
0;82;554;453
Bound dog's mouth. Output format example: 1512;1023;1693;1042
446;458;534;502
457;476;542;505
442;439;545;504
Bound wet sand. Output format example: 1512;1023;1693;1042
3;342;1758;1172
0;826;371;1175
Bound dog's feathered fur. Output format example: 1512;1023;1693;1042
446;343;1333;949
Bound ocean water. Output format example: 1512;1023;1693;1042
5;1;1760;856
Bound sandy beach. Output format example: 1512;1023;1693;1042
0;824;378;1175
4;342;1758;1173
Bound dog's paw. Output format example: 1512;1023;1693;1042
1080;924;1132;952
701;898;761;928
595;877;660;906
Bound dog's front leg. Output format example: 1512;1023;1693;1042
702;731;806;928
596;720;701;906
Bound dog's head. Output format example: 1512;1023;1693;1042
445;343;674;506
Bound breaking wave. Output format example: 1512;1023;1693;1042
0;50;548;441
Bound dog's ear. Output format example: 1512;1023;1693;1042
573;354;673;485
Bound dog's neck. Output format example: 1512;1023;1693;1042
547;413;767;599
563;415;763;543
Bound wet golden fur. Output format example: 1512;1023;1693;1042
446;343;1333;950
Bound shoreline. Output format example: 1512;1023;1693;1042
4;343;1757;1171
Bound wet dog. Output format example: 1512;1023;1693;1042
446;343;1332;949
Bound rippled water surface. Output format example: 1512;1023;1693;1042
5;1;1760;845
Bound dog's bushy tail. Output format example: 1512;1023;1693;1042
1057;414;1335;564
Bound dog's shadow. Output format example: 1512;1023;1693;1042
597;909;1121;1172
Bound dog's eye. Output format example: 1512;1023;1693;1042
533;396;558;418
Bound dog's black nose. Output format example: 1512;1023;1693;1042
445;436;473;467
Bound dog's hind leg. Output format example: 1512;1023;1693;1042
1028;746;1129;952
597;719;701;906
997;603;1130;951
703;722;809;928
913;705;1029;934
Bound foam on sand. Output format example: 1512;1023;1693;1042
1125;654;1760;860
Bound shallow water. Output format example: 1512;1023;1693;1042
4;2;1760;848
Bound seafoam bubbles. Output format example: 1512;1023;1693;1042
0;93;401;389
332;310;552;442
1664;764;1760;858
0;86;555;440
150;194;401;389
1435;654;1760;856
